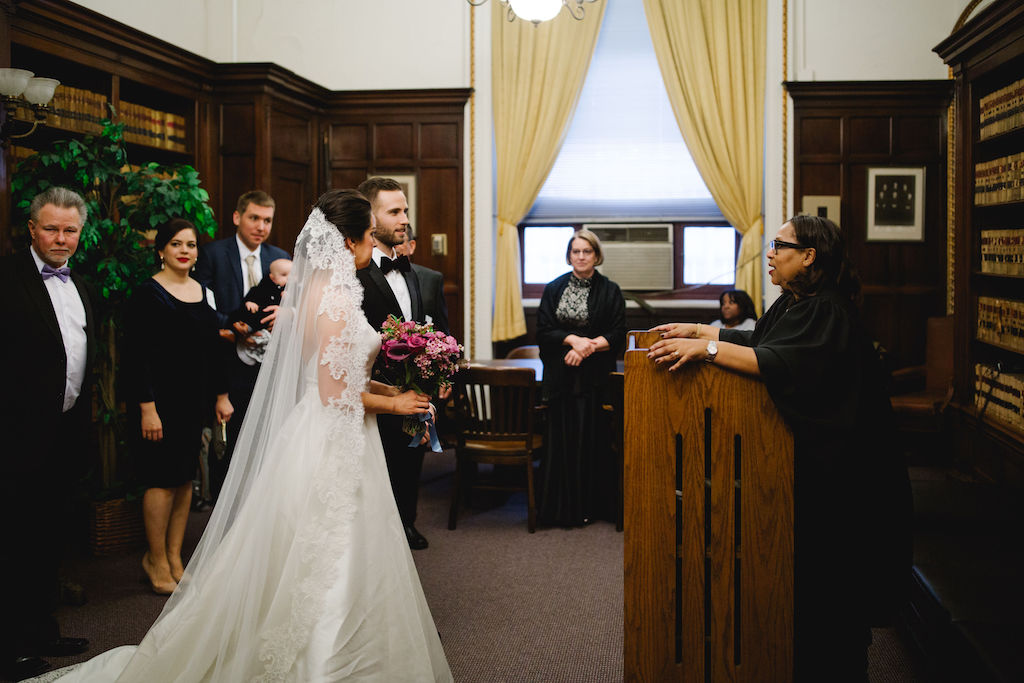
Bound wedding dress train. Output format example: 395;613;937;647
36;207;452;682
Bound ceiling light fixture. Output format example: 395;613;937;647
0;67;60;146
467;0;599;24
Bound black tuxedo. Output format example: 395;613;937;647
0;249;96;661
411;263;449;336
358;258;447;527
193;235;291;498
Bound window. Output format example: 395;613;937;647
521;222;738;298
521;0;735;299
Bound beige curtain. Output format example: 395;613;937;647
491;2;605;341
642;0;766;312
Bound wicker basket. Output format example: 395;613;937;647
89;498;145;556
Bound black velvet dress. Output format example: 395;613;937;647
124;278;229;489
536;271;626;527
720;289;912;680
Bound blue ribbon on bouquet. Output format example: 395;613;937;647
408;412;442;452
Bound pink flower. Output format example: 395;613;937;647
383;340;415;362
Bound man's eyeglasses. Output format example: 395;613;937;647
769;239;806;251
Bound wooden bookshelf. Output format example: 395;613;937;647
936;0;1024;480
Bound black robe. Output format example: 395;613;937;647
536;270;626;526
721;289;912;679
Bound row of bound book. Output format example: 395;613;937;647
979;77;1024;141
16;83;188;154
978;296;1024;353
975;151;1024;205
980;229;1024;276
46;85;107;136
975;363;1024;432
119;100;187;153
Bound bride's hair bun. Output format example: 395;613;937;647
314;189;371;242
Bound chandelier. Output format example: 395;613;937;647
467;0;599;24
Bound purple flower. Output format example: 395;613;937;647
383;340;415;362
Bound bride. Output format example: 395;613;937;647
38;190;453;682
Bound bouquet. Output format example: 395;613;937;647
378;315;465;448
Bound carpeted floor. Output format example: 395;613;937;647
9;449;932;682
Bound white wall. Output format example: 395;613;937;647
229;0;468;90
792;0;967;81
76;0;215;58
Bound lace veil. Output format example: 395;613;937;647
116;206;376;681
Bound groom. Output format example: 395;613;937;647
357;177;448;550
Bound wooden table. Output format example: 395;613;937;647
467;357;624;384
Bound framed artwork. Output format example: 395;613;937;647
866;167;925;241
800;195;841;226
371;173;417;225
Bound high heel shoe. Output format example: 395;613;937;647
142;552;177;595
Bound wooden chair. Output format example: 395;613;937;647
890;316;955;461
505;344;540;359
448;366;542;532
602;371;625;532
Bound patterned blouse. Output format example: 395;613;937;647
554;274;592;328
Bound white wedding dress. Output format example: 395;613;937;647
36;208;452;682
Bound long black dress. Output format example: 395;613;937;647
536;271;626;526
124;278;229;488
719;288;912;680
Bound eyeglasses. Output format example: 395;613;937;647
769;239;806;251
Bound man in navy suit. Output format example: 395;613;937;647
1;187;95;681
193;190;290;500
357;178;449;550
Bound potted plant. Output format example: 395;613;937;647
10;120;217;552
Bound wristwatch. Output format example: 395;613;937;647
704;339;718;363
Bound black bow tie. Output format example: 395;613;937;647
379;255;411;275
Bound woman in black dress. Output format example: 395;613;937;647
536;229;626;527
647;215;911;681
125;219;233;594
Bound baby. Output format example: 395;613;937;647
231;258;291;334
218;258;291;360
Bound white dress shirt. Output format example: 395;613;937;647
373;245;412;321
236;234;262;295
31;247;88;412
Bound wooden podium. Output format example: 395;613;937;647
624;331;794;682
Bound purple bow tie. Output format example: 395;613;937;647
41;264;71;283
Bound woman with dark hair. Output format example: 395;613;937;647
124;218;233;595
646;215;911;681
47;191;451;681
536;228;626;527
710;288;757;331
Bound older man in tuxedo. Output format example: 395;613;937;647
193;190;290;501
0;187;94;681
357;177;449;550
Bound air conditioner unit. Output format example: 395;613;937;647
585;223;673;291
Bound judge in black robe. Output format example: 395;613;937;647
648;215;911;682
536;230;626;527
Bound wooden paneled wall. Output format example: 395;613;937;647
326;89;470;339
787;81;954;370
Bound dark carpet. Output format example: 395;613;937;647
9;450;931;682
